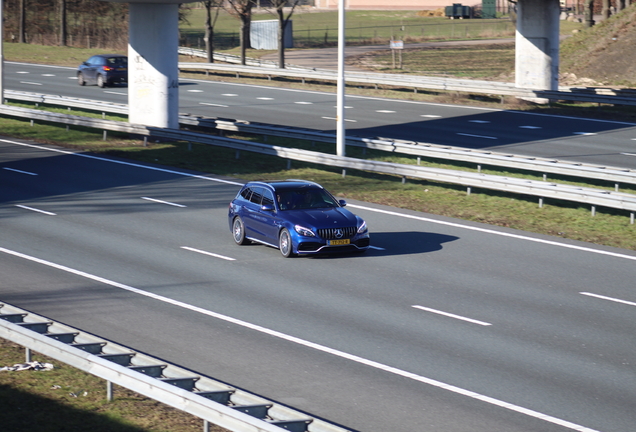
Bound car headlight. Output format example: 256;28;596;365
294;225;315;237
357;220;368;234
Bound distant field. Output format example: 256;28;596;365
179;8;516;49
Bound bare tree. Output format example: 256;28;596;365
584;0;595;27
202;0;223;63
226;0;256;65
602;0;611;19
59;0;67;46
271;0;301;69
19;0;26;43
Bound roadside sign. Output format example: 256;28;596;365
390;40;404;50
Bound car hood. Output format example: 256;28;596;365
285;207;359;228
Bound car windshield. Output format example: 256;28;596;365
276;188;339;210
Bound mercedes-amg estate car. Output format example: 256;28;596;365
228;180;370;257
77;54;127;88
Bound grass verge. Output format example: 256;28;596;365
0;337;226;432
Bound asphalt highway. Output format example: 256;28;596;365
2;137;636;432
5;61;636;170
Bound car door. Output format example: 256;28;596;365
253;189;280;244
82;56;101;84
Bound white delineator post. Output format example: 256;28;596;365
515;0;560;93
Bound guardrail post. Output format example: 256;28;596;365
539;198;544;208
467;187;471;196
107;380;114;402
103;130;107;141
631;213;635;224
287;160;291;170
25;347;32;362
235;150;240;159
591;206;596;217
342;169;346;178
203;419;210;432
615;183;620;192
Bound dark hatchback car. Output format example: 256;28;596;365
77;54;128;88
228;180;370;257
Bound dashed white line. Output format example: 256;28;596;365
0;246;602;432
15;205;56;216
321;117;357;122
3;167;37;176
141;197;186;208
104;91;126;96
295;101;313;105
200;103;228;108
376;110;396;113
621;152;636;156
181;246;236;261
421;114;442;118
41;74;56;77
457;133;497;140
20;81;43;86
573;132;597;136
222;93;238;97
468;120;490;124
257;97;274;100
580;292;636;307
519;126;542;129
412;305;492;326
187;89;204;93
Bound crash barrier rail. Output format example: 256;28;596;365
177;48;636;106
0;301;345;432
6;90;636;192
1;104;635;223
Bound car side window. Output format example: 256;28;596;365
239;187;253;202
249;187;264;205
261;189;274;207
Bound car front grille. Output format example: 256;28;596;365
318;226;357;239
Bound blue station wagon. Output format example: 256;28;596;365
228;180;370;257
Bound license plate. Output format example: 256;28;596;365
329;239;350;246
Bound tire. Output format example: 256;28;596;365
97;74;106;88
279;228;294;258
77;72;86;86
232;217;249;245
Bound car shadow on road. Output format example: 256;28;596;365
314;231;459;259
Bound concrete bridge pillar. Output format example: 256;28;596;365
515;0;561;91
99;1;197;129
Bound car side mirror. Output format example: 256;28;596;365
261;204;275;212
339;200;347;207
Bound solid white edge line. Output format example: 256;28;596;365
347;204;636;262
0;246;601;432
412;305;492;326
580;292;636;307
15;205;56;216
181;246;235;261
457;132;497;140
141;197;187;208
3;167;37;176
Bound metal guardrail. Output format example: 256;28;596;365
177;48;636;106
6;90;636;191
1;104;635;222
0;301;345;432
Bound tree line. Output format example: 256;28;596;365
2;0;129;49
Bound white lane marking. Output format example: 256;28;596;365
421;114;442;118
468;120;490;123
412;305;492;326
187;89;204;93
257;97;274;100
573;132;597;136
332;106;353;109
457;133;497;140
222;93;238;97
321;117;357;122
347;204;636;262
141;197;186;208
104;91;126;96
16;71;29;74
376;110;396;113
369;245;385;250
580;292;636;307
620;152;636;156
519;126;542;129
3;167;37;176
5;139;635;264
181;246;236;261
0;246;601;432
41;74;56;77
200;103;228;108
20;81;43;86
15;205;56;216
0;139;243;186
295;101;313;105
